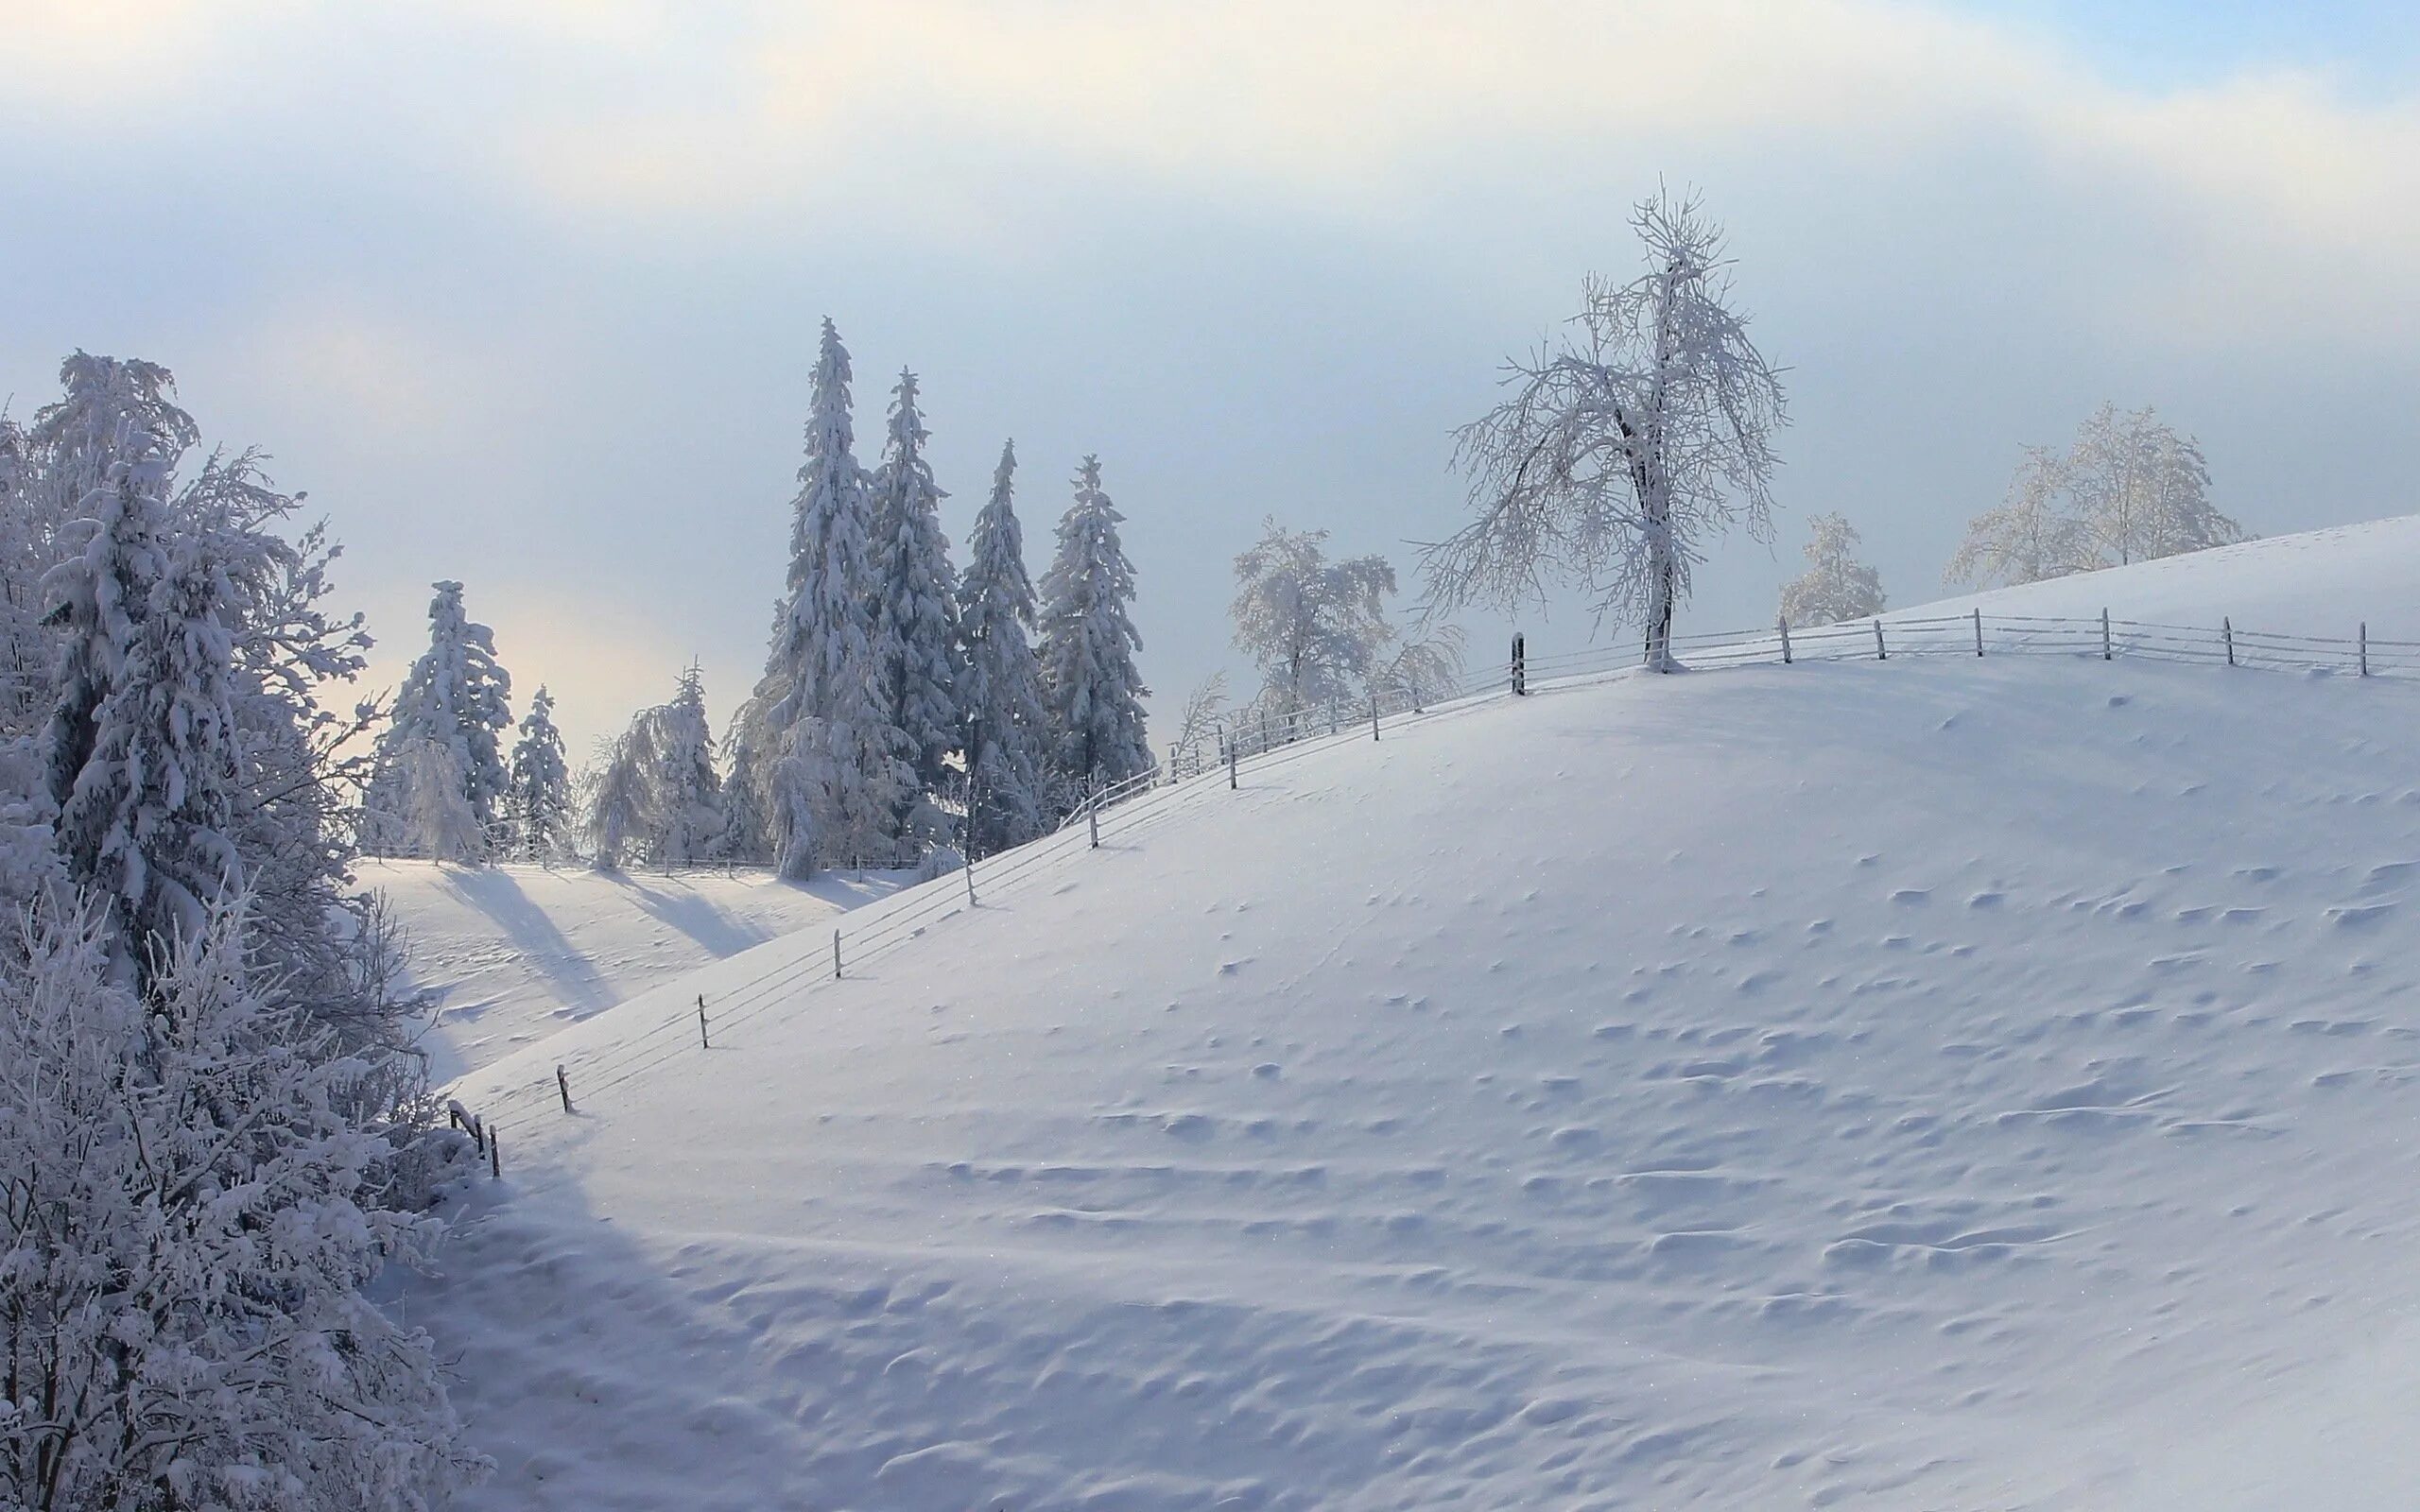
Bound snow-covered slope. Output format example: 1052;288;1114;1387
410;520;2420;1509
1905;515;2420;637
366;861;901;1080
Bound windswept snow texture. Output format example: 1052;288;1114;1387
370;861;899;1079
421;632;2420;1508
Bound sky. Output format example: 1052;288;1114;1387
5;0;2418;761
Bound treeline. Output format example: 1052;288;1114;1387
359;318;1151;874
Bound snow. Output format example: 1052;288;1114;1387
367;860;900;1081
411;521;2420;1508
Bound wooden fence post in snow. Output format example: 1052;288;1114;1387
2101;609;2113;661
1873;619;1887;661
1370;693;1380;741
489;1126;500;1179
1089;805;1100;850
555;1064;572;1114
1227;740;1238;790
964;852;977;904
2360;623;2370;677
699;995;710;1050
2223;616;2236;666
1973;608;1984;657
1512;632;1527;696
833;929;842;980
1778;616;1791;665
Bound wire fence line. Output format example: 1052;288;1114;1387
451;605;2414;1156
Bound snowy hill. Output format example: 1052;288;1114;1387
414;521;2420;1509
366;860;901;1080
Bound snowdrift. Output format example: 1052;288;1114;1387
416;520;2420;1509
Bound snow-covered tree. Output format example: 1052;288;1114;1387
956;439;1049;857
1038;455;1150;803
1165;671;1228;775
741;318;913;877
1230;518;1401;717
867;369;960;830
1945;408;2241;588
2067;404;2239;567
41;450;246;971
1777;512;1886;627
0;899;480;1511
504;684;571;862
1426;191;1788;671
363;581;512;861
587;664;725;871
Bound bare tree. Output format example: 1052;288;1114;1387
1945;407;2240;589
1425;191;1787;671
1231;519;1398;714
1165;672;1229;774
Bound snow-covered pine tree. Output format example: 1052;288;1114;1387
1777;513;1886;627
505;684;572;862
745;318;912;877
364;580;513;861
956;438;1049;857
866;369;961;827
41;442;245;965
1038;455;1150;806
585;664;726;870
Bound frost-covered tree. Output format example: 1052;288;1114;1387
588;664;726;871
866;369;960;821
1944;446;2092;589
41;447;245;971
2068;404;2239;567
956;439;1049;857
740;318;913;877
1945;409;2241;589
363;581;512;861
1426;191;1788;671
1038;455;1150;802
1165;671;1229;775
1230;518;1400;716
504;685;571;862
1777;512;1886;627
0;900;480;1512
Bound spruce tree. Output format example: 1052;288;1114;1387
866;369;960;824
746;318;912;876
957;438;1048;856
505;684;571;862
585;664;725;870
363;581;513;861
1037;455;1150;805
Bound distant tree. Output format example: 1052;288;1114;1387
1426;191;1787;671
504;684;571;862
1946;407;2240;589
1230;518;1399;717
1778;512;1886;627
586;663;727;871
362;581;512;861
957;439;1049;857
1374;624;1467;708
1166;671;1229;774
866;369;960;832
1038;455;1150;803
737;318;913;877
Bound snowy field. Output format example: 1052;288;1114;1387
411;524;2420;1509
366;860;902;1080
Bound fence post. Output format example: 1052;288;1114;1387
1089;804;1100;849
1328;696;1339;736
833;928;842;980
555;1064;573;1115
1777;616;1791;665
1227;739;1238;790
1873;619;1887;661
1369;693;1380;741
2223;616;2235;667
699;994;710;1050
964;851;977;904
2360;622;2370;677
2101;608;2112;661
489;1126;501;1180
1512;632;1527;696
1973;608;1984;657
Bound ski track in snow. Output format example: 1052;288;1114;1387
398;528;2420;1509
